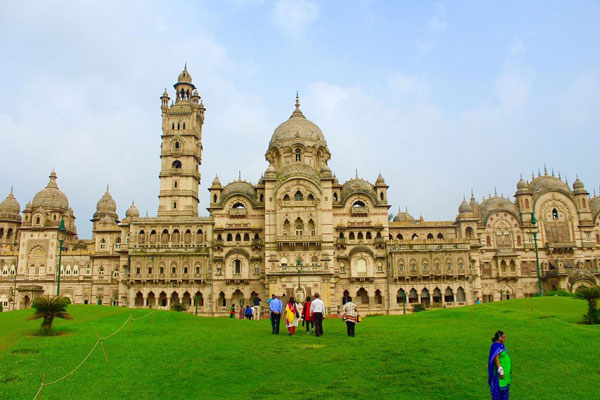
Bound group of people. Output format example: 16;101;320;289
267;293;359;337
228;295;262;320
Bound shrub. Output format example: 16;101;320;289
171;303;187;312
412;303;426;312
544;289;572;297
28;295;73;333
574;286;600;325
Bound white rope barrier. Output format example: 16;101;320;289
32;311;154;399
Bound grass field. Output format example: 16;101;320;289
1;297;599;399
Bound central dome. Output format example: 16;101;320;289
268;96;328;151
32;171;69;211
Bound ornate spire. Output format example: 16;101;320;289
544;164;547;175
290;92;305;119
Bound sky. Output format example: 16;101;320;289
1;0;599;238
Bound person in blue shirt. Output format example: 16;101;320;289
269;294;282;334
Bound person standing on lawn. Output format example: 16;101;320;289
253;295;262;320
269;294;282;334
285;296;299;336
488;330;511;400
310;293;326;337
342;296;358;337
229;304;236;319
245;305;253;320
238;304;245;319
302;296;314;334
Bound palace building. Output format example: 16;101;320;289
1;67;599;315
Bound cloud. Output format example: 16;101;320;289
272;0;319;38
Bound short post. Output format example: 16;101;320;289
128;315;132;337
402;291;406;315
96;333;109;364
195;294;199;316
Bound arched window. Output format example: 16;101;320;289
184;229;191;243
172;229;180;242
427;233;434;239
525;198;530;208
366;232;372;239
437;233;444;239
308;193;314;201
582;198;586;208
283;220;290;236
377;262;383;272
456;287;466;302
172;160;182;169
295;191;303;201
596;233;600;244
173;141;180;149
465;227;473;239
411;263;416;271
159;266;164;274
339;232;345;239
408;289;418;304
397;289;406;304
213;194;218;203
172;266;177;274
412;233;419;240
183;266;188;274
295;148;302;161
235;233;241;241
552;208;559;219
280;257;288;267
333;192;338;202
380;192;384;201
98;266;105;276
397;234;403;240
398;263;404;272
254;233;259;240
339;262;345;273
243;233;250;241
150;230;157;243
226;233;233;241
260;194;264;202
516;235;521;245
356;288;369;305
444;287;454;302
196;229;203;243
423;262;428;270
356;258;367;274
283;194;290;202
357;232;364;240
99;239;106;250
136;266;141;274
308;220;315;236
349;232;355;240
375;289;383;304
233;260;242;274
295;218;303;236
353;200;366;208
486;236;491;246
232;202;245;209
161;229;169;243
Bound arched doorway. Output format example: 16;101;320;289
23;295;31;309
135;292;144;307
218;292;226;308
159;291;167;307
432;287;442;306
170;292;180;305
356;288;369;305
195;291;204;307
232;289;244;306
421;288;430;306
408;289;418;304
444;287;454;303
374;289;383;305
182;292;192;307
396;289;406;305
147;292;156;307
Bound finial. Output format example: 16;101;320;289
10;186;13;194
594;190;597;197
106;184;110;192
537;168;541;177
238;171;241;180
295;91;300;109
463;195;466;201
355;169;358;179
131;199;135;205
544;164;547;175
565;176;569;186
551;167;554;177
494;187;497;196
470;188;474;199
558;171;561;179
520;173;523;180
531;171;535;180
405;206;408;212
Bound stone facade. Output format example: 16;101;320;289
1;67;599;315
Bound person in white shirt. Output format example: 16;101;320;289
309;293;326;337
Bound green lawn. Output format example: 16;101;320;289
1;297;599;399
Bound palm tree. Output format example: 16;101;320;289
28;295;73;333
574;286;600;324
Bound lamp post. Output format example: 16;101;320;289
195;293;199;316
296;259;303;288
403;290;406;315
531;212;543;297
56;219;66;296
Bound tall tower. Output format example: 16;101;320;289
157;65;205;217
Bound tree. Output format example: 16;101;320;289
574;286;600;324
28;295;73;333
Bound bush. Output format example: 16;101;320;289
170;303;187;312
412;304;426;312
544;289;572;297
574;286;600;325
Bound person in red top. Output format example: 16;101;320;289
302;296;314;334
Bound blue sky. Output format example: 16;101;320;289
1;0;599;238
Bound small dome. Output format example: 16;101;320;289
177;65;192;83
0;188;21;221
517;178;528;189
320;164;332;176
393;207;414;222
32;171;69;211
333;175;339;185
458;199;473;214
161;89;169;98
211;175;222;188
93;186;118;221
573;178;584;190
25;201;32;210
375;173;386;186
126;202;139;218
265;164;276;176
